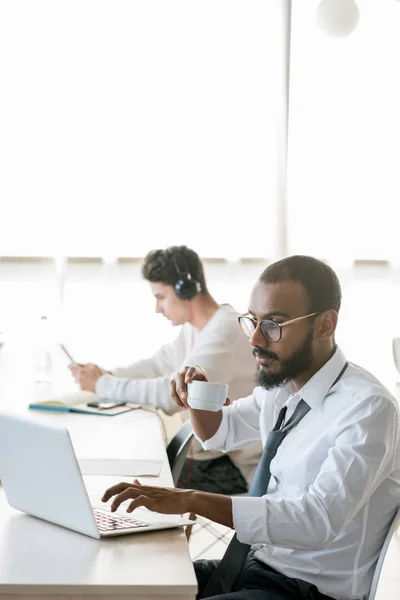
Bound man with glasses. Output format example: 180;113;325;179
70;245;261;495
102;255;400;600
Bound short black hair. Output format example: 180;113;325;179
141;245;208;295
259;255;341;314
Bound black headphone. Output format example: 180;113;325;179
167;250;201;300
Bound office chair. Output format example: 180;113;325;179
166;420;239;553
367;505;400;600
166;420;194;486
393;338;400;403
166;420;195;541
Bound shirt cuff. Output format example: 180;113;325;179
195;409;229;451
232;495;271;545
95;374;119;400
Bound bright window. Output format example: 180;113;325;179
0;0;284;259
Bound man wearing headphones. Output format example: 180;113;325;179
70;245;261;494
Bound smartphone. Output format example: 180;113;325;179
60;344;77;365
86;401;127;410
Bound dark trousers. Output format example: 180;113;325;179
195;551;335;600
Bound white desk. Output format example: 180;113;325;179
0;350;197;599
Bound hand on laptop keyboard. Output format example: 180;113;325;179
94;508;149;532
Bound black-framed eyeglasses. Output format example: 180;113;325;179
238;312;319;343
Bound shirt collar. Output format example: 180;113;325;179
297;346;347;411
274;346;347;411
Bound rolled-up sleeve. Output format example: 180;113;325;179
232;496;272;544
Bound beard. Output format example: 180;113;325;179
254;328;314;390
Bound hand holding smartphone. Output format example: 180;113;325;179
60;344;77;366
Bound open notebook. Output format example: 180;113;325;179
28;391;139;416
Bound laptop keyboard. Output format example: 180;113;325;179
93;508;150;532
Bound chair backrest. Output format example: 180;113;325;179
367;505;400;600
166;420;194;486
393;338;400;375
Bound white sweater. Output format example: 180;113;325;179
95;304;262;484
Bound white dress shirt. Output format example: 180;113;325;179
200;347;400;600
95;304;262;484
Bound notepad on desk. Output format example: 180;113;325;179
78;458;163;477
28;391;140;416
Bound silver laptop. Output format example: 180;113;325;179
0;411;193;539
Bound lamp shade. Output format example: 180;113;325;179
316;0;360;38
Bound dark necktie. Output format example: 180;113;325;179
200;361;349;599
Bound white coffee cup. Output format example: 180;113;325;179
187;380;229;412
